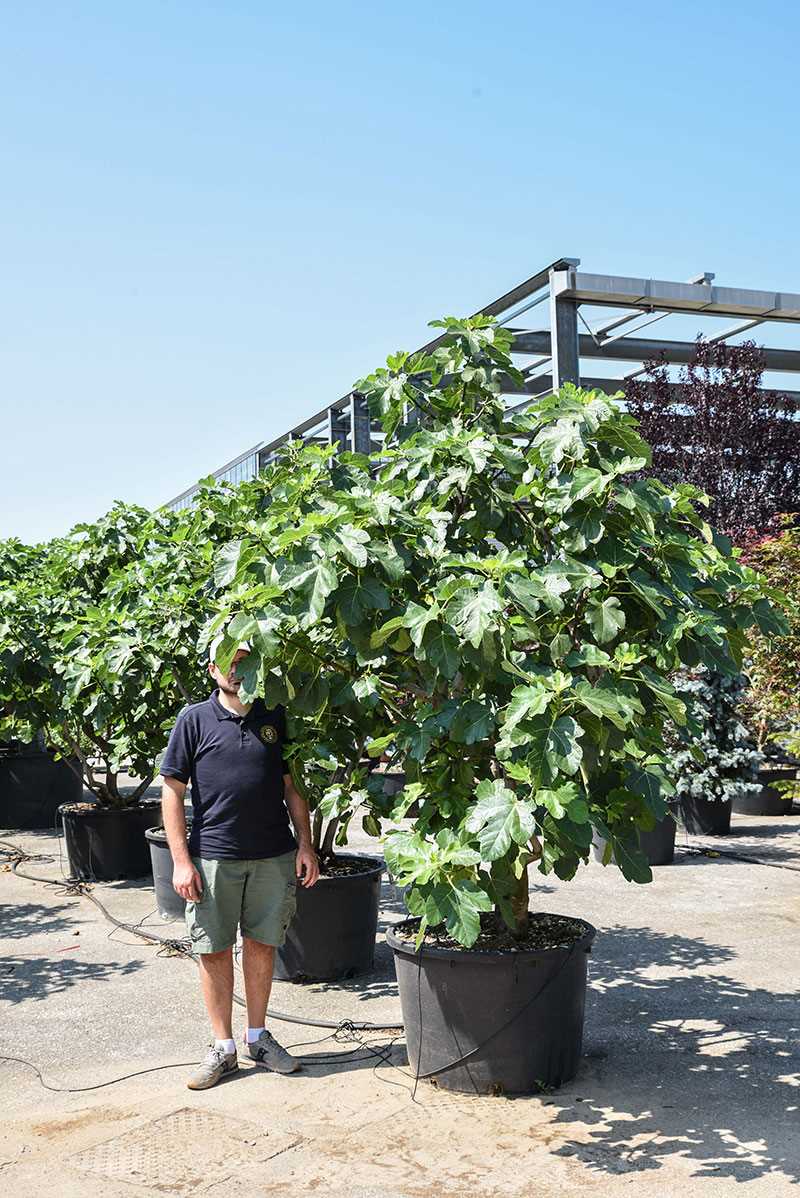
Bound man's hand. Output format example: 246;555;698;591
173;860;203;902
295;843;320;888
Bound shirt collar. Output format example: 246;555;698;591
209;690;265;723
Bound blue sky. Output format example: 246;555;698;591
2;0;799;541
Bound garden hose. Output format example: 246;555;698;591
680;844;800;872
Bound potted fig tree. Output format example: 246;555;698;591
0;538;83;828
0;505;209;879
346;317;782;1094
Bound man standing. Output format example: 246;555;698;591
160;645;319;1090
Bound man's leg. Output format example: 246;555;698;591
184;859;243;1090
239;854;300;1073
241;937;274;1031
198;947;235;1039
186;948;239;1090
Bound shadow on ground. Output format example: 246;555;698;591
548;924;800;1184
0;898;77;939
0;954;144;1004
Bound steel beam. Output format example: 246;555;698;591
350;393;372;454
511;331;800;373
551;271;800;322
549;266;580;388
501;373;800;409
328;405;349;450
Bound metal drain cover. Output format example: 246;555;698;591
69;1106;298;1193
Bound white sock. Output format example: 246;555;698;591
214;1038;236;1055
246;1027;265;1044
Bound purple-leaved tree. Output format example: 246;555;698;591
625;338;800;543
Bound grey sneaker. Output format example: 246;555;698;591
246;1029;300;1074
186;1044;238;1090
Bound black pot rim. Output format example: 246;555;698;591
680;795;733;805
316;851;384;882
145;821;193;843
57;797;161;817
387;913;596;963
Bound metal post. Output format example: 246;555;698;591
350;393;372;454
328;405;349;451
549;268;580;389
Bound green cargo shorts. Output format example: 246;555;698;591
185;851;298;954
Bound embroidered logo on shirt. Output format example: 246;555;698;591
259;724;278;744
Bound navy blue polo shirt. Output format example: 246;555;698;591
160;691;296;861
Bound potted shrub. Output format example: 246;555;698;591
668;668;763;834
626;344;800;824
738;516;800;815
0;505;208;879
0;540;83;827
358;319;780;1093
213;316;782;1093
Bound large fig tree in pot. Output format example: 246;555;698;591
213;316;783;1092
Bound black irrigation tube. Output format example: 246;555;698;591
677;843;800;872
0;839;403;1032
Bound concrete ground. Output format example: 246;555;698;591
0;807;798;1198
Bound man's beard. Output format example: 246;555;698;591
218;677;241;695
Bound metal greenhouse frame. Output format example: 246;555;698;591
166;257;800;509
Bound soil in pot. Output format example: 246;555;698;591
388;912;596;1095
59;799;162;881
679;794;732;836
0;750;83;830
145;824;191;920
732;770;796;817
593;809;677;867
274;851;384;983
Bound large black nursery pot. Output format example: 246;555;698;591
679;794;732;836
145;825;188;920
274;851;384;983
387;914;596;1095
592;808;678;867
732;768;796;817
0;746;83;830
59;798;162;881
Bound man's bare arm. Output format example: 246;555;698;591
284;774;320;887
161;775;203;901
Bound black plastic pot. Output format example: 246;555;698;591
145;825;187;920
382;770;422;818
387;915;596;1095
0;750;83;830
593;809;678;867
679;794;732;836
732;770;796;817
59;799;162;881
274;852;384;982
382;771;406;797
